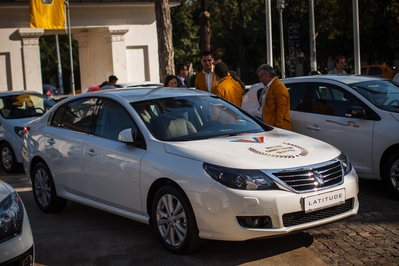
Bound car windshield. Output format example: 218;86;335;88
0;94;55;119
348;80;399;112
131;95;267;141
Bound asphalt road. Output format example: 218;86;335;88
2;167;398;266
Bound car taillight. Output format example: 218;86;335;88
46;89;51;96
23;126;30;136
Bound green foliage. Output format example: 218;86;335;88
171;1;200;72
171;0;399;82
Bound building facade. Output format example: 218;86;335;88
0;1;179;93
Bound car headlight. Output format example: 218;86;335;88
203;163;279;190
338;153;352;175
0;192;24;243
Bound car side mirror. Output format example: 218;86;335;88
118;128;138;143
345;106;366;118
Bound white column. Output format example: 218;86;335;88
18;28;44;93
103;26;129;82
74;32;91;91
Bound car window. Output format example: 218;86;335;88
94;98;136;141
286;83;307;112
348;80;399;113
369;67;382;76
132;95;266;141
51;98;97;133
0;94;55;119
361;67;367;75
312;84;366;117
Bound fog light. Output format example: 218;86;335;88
237;216;272;228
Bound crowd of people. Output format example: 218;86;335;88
88;53;354;131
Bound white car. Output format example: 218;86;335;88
117;81;163;88
0;180;34;265
0;91;55;173
22;87;359;254
282;75;399;198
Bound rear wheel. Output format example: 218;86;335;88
1;142;20;173
152;185;205;254
32;162;67;213
383;151;399;199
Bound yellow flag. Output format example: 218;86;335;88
30;0;65;29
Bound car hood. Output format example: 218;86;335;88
164;129;341;169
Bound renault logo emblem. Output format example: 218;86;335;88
313;170;324;186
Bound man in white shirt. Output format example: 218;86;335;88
194;51;218;92
328;56;348;74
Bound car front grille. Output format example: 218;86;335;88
282;198;354;227
272;161;343;193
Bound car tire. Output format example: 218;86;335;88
1;142;20;173
32;162;67;213
152;185;205;254
383;151;399;199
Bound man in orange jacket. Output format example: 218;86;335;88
195;51;218;92
256;64;291;130
212;62;243;107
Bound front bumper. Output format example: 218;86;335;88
189;168;359;241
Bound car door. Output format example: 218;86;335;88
303;83;375;174
45;97;97;196
84;98;146;213
286;82;309;134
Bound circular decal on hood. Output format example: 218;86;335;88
248;142;308;158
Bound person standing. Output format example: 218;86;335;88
100;75;119;90
176;64;190;88
213;56;246;94
163;75;179;87
212;62;243;107
257;64;291;130
195;51;218;92
328;55;348;74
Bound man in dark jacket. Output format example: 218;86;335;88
176;64;190;88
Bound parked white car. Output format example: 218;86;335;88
0;180;34;265
282;75;399;198
22;87;358;254
0;91;55;173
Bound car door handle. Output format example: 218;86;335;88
47;138;55;145
85;149;97;157
306;125;321;131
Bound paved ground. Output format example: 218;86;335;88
306;178;399;266
2;168;399;265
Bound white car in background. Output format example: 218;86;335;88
0;91;55;173
0;180;34;265
22;87;358;254
282;75;399;198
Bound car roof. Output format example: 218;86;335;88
0;90;44;97
117;81;163;87
281;74;389;85
67;87;209;103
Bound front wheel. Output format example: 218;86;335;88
383;151;399;199
32;162;67;213
1;142;20;173
152;185;205;254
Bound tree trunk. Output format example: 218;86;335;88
236;0;248;84
199;0;211;52
154;0;174;83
